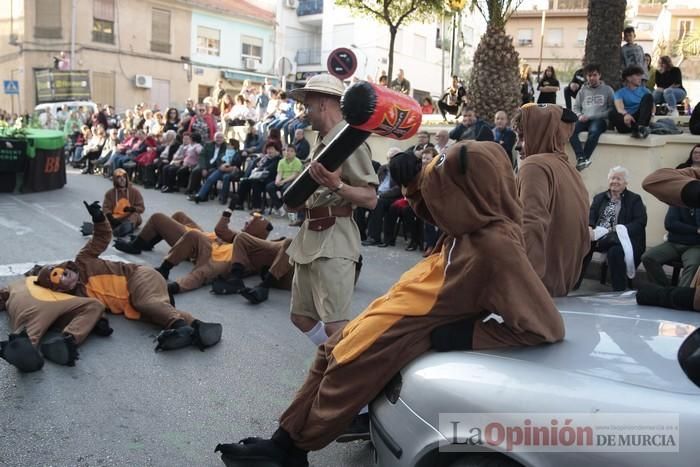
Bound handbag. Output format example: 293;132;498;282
249;168;269;180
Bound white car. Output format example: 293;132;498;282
35;100;98;118
370;292;700;467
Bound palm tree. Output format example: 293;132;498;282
465;0;524;122
584;0;627;88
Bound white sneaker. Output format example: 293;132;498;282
270;208;279;216
668;109;679;117
277;206;286;217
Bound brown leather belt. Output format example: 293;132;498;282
305;205;352;219
305;206;353;232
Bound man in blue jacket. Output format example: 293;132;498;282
642;206;700;287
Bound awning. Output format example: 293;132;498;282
222;69;280;85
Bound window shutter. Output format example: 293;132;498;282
94;0;114;21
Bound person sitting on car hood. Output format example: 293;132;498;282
214;141;565;466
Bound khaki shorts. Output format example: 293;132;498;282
290;257;356;323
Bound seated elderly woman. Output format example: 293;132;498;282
578;166;647;291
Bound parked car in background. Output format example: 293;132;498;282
371;292;700;467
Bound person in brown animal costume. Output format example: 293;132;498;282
0;276;111;372
513;103;590;297
636;166;700;311
155;210;273;295
214;141;565;466
32;201;222;353
92;168;146;238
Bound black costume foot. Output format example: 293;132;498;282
211;277;246;295
241;286;269;305
92;317;114;337
114;236;147;255
40;334;79;366
431;318;475;352
155;325;194;351
155;261;173;280
0;330;44;372
636;283;695;310
215;428;308;467
192;320;222;350
335;413;370;443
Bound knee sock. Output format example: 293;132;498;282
304;321;328;346
230;262;245;280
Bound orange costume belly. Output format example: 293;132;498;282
85;274;140;320
332;251;446;365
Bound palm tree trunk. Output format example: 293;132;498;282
585;0;627;88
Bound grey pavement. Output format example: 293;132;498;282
0;170;607;467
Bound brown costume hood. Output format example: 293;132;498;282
420;141;523;237
242;213;273;240
112;168;130;189
519;104;574;157
35;261;80;292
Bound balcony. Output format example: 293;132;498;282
295;48;321;66
297;0;323;25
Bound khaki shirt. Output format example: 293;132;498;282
287;120;377;264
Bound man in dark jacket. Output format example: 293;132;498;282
293;129;310;161
642;206;700;287
187;132;227;198
361;148;403;247
448;108;492;142
579;166;647;291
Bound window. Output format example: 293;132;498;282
35;0;62;39
545;28;563;47
197;26;220;56
637;22;653;32
679;20;693;40
241;36;263;61
517;28;533;47
576;29;587;48
151;8;171;54
93;0;115;44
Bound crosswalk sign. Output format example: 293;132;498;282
3;80;19;95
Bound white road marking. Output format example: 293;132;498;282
0;254;144;277
0;215;33;235
10;196;80;232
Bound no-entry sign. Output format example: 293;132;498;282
327;48;357;80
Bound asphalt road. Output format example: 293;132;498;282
0;169;424;467
0;170;608;467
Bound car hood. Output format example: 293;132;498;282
401;292;700;395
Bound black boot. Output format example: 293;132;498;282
0;329;44;372
155;260;174;280
431;318;475;352
40;333;79;366
215;427;308;467
191;320;222;351
114;235;148;255
143;234;162;251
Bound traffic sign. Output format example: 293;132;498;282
3;80;19;95
327;48;357;80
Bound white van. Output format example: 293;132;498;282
34;101;98;117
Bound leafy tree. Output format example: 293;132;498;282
335;0;444;82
